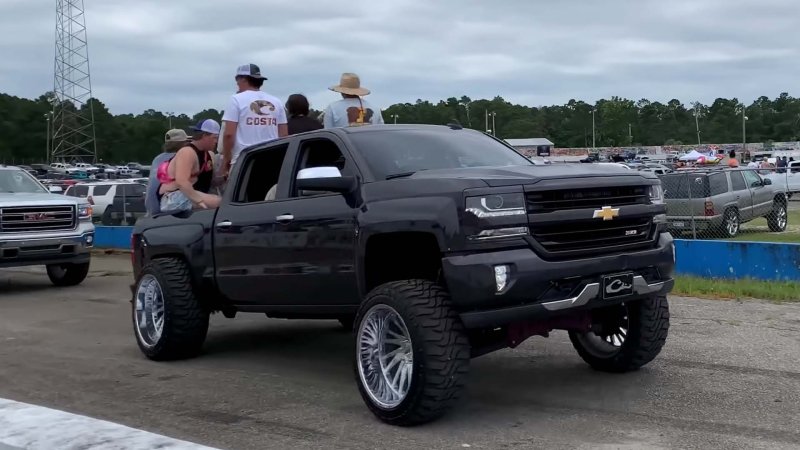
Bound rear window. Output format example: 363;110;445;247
661;174;709;199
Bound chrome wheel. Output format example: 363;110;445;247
134;274;165;349
725;210;739;237
357;304;413;409
776;206;787;229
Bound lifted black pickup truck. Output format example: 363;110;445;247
130;124;674;426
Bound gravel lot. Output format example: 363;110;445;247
1;254;799;450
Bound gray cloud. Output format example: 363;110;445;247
1;0;798;116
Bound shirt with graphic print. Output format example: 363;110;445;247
323;97;384;129
221;90;287;165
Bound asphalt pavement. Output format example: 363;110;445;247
1;254;799;450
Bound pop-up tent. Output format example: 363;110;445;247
679;150;704;161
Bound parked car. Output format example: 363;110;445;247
130;124;675;426
763;161;800;198
65;181;145;222
0;165;94;286
659;168;788;238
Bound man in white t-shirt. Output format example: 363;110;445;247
220;63;287;178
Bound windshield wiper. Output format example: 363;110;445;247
385;171;417;180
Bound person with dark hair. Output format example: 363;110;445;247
727;150;739;167
286;93;323;135
220;63;287;179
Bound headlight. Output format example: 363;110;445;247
465;193;526;218
649;184;663;204
465;193;528;241
78;204;93;220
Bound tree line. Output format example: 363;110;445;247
1;90;799;164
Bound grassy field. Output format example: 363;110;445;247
735;205;800;243
673;276;800;302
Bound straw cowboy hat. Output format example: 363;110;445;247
329;72;370;96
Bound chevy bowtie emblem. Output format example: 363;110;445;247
593;206;620;221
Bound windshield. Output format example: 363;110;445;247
347;128;532;179
0;169;49;194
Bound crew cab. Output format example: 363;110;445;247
0;165;95;286
130;125;675;426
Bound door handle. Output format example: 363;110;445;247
276;214;294;223
216;220;232;229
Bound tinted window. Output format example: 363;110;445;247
116;184;145;196
730;171;747;191
347;128;531;179
92;185;112;196
68;185;89;197
661;174;708;199
708;173;728;196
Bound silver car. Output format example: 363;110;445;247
0;165;95;286
659;167;788;238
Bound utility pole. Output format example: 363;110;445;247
491;112;496;136
693;103;701;145
44;113;51;163
742;104;747;158
628;123;633;146
591;109;596;148
485;109;488;133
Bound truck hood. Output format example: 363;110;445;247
407;164;657;187
0;192;82;207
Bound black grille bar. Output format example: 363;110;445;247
527;186;649;213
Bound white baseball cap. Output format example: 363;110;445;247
190;119;220;135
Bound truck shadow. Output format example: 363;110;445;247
197;320;665;423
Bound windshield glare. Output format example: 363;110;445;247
0;169;49;194
347;129;532;179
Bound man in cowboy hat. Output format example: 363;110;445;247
323;72;385;128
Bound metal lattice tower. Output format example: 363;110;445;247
51;0;97;163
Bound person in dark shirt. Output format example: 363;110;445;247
286;93;323;135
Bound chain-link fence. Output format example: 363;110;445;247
657;166;798;241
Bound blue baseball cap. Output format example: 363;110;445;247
190;119;220;135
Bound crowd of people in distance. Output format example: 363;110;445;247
146;65;385;215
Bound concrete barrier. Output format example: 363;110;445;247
674;239;800;281
93;226;800;281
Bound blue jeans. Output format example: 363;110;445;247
160;190;192;212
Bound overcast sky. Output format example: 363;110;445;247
1;0;798;116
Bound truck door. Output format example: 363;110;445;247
212;141;295;306
742;169;773;217
262;135;360;306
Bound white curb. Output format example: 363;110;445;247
0;398;218;450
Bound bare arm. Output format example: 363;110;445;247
278;123;288;138
173;148;206;206
221;120;237;174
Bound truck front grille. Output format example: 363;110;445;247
529;217;653;256
526;185;649;214
0;205;76;233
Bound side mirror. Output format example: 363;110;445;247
49;186;63;193
295;166;355;193
763;178;772;185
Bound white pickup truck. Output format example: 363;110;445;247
764;161;800;198
0;165;95;286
